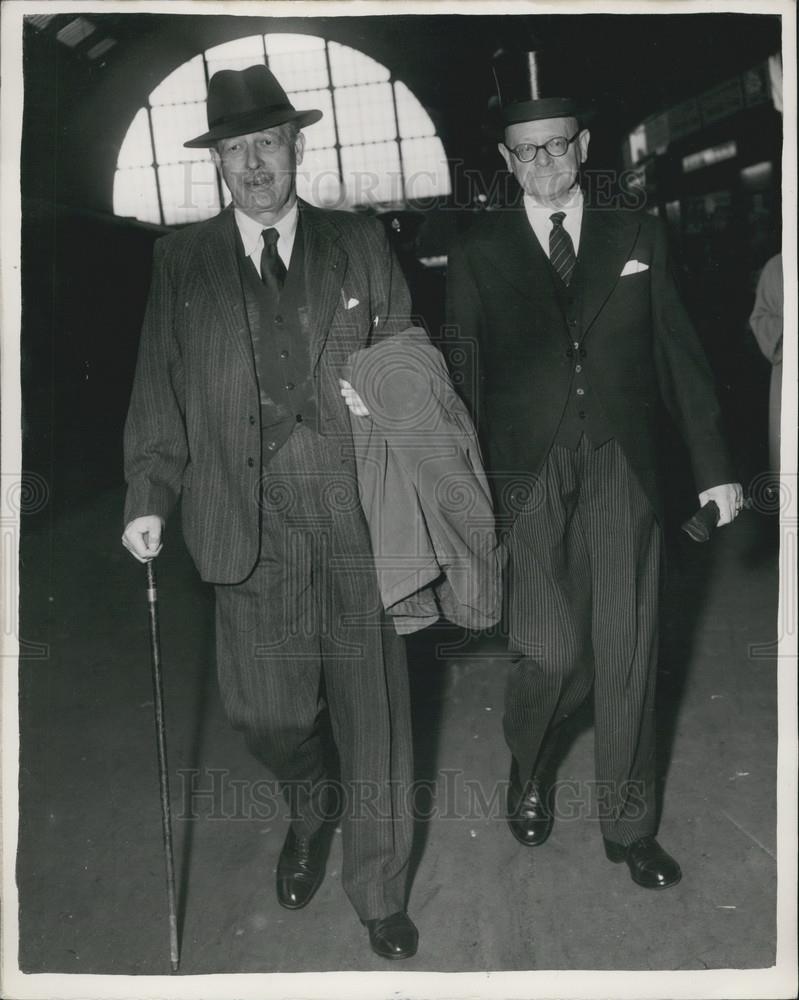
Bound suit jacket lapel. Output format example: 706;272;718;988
197;206;254;371
298;201;347;370
475;201;641;342
480;207;555;305
578;205;641;335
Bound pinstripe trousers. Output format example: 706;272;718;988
503;436;661;845
214;425;414;920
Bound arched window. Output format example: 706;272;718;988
114;33;451;225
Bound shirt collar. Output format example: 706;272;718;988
234;201;299;259
523;185;584;218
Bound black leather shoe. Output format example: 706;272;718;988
276;823;330;909
507;756;554;846
604;836;682;890
363;911;418;960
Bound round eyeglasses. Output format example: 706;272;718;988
505;132;580;163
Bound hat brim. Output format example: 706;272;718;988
184;107;323;148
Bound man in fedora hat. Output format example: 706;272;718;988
122;64;419;959
446;61;742;890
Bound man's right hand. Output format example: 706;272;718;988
122;515;164;563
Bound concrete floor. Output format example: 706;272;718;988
16;485;780;975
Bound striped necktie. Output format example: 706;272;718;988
549;211;577;287
260;227;286;294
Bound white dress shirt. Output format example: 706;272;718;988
234;201;299;276
523;187;584;259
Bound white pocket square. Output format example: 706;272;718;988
342;294;360;310
620;259;649;276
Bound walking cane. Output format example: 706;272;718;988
145;559;180;972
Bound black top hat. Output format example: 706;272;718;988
184;64;322;148
489;51;589;136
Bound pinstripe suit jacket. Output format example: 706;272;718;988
124;200;412;584
446;204;735;525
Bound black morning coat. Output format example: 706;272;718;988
445;200;736;527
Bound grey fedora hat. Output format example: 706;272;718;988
184;64;322;148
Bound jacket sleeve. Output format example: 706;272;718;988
649;219;736;492
123;237;188;526
445;238;484;428
749;255;783;365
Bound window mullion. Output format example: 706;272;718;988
389;78;406;204
201;50;226;211
323;42;344;196
145;104;166;225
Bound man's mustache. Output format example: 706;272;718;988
228;170;293;186
243;171;273;185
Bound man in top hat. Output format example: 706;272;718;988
122;64;419;959
446;61;743;889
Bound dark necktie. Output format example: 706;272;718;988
549;211;577;287
260;227;286;294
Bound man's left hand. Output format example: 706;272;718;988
339;379;369;416
698;482;744;526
